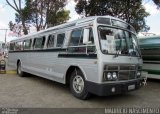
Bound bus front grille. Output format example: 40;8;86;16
118;71;136;80
104;65;138;81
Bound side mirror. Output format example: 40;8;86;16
83;28;90;44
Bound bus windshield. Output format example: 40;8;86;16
98;26;141;57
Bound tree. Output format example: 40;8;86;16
75;0;150;33
7;0;70;34
6;0;32;35
28;0;70;31
47;10;70;27
8;21;15;31
8;21;22;37
152;0;160;8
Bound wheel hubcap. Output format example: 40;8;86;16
73;75;84;93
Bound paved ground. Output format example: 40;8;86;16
0;71;160;108
0;58;160;108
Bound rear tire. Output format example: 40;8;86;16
17;62;25;77
70;69;91;100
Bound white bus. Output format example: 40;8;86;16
8;16;144;99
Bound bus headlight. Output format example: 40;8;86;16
107;72;112;80
137;71;141;78
112;72;118;80
104;72;118;81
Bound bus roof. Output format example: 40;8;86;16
10;16;130;42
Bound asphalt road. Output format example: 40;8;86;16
0;73;160;108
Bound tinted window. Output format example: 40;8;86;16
69;29;83;46
68;28;95;53
47;35;55;48
24;39;32;50
56;33;65;47
111;19;135;33
97;18;111;25
9;43;15;51
34;37;45;49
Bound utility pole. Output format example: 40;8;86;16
0;29;8;44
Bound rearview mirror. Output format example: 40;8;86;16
83;28;90;44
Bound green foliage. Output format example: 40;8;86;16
6;0;32;35
7;0;70;34
29;0;70;30
47;10;70;27
75;0;150;33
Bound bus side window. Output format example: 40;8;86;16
69;29;83;46
10;43;15;51
34;37;45;49
47;35;55;48
56;33;65;47
15;41;23;51
24;39;32;50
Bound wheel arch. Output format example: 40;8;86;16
17;59;23;71
65;65;87;85
17;59;21;66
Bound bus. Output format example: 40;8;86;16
139;35;160;79
8;16;144;99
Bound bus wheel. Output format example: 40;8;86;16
70;69;91;100
17;62;24;77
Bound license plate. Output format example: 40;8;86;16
128;84;135;90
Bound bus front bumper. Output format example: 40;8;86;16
86;79;143;96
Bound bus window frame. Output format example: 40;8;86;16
23;39;32;50
69;27;95;46
69;28;84;47
68;27;96;53
15;41;23;51
56;33;65;48
47;34;55;49
33;36;46;50
9;42;15;51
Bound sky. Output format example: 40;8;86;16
0;0;160;42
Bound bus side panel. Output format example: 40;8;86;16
8;52;20;68
8;51;99;84
57;57;99;83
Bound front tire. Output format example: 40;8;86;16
70;69;91;100
17;62;25;77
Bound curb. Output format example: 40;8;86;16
5;70;16;74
